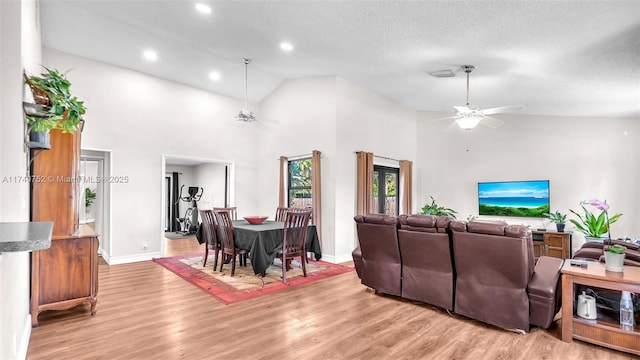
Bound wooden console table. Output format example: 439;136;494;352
532;230;572;260
561;261;640;355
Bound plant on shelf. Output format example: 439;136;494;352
24;67;86;134
85;188;97;208
607;244;626;255
569;199;622;240
421;196;457;219
604;243;627;272
544;210;567;232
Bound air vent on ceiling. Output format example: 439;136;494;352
429;69;456;78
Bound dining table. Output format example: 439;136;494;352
195;219;321;275
232;220;321;275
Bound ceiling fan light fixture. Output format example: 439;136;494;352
236;58;258;122
456;116;481;130
237;108;257;122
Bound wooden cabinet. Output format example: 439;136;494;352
31;129;80;236
532;230;572;260
561;261;640;355
30;128;98;327
31;226;98;327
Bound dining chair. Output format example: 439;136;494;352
275;210;312;283
288;207;313;262
214;206;237;220
214;210;248;276
275;207;289;222
199;209;220;269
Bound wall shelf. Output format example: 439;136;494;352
0;222;53;252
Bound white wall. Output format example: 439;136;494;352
0;1;41;358
258;76;338;255
193;162;227;210
418;112;640;253
334;77;418;261
42;48;262;263
259;76;418;262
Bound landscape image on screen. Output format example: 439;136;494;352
478;180;550;217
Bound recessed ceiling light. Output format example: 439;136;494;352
208;71;221;81
280;42;293;52
195;3;212;14
143;49;158;61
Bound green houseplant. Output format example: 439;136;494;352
421;196;457;219
85;187;97;208
24;67;86;136
544;210;567;232
604;243;626;272
569;199;622;241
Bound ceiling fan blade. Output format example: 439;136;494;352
429;115;459;122
479;116;504;128
480;105;525;115
453;105;471;114
443;120;460;132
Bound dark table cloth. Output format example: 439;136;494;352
196;220;321;275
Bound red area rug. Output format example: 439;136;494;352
153;253;353;305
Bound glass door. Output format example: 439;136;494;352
373;165;399;216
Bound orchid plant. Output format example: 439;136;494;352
569;199;622;240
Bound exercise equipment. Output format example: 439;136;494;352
176;185;203;235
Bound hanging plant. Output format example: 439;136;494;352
24;67;86;134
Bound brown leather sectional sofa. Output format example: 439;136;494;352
352;214;564;332
573;239;640;267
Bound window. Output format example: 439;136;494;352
288;158;312;209
372;165;399;216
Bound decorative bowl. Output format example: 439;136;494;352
243;216;268;225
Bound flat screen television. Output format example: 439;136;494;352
478;180;550;218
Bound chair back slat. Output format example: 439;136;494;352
214;211;235;251
199;209;218;247
282;210;312;255
288;207;313;225
214;207;237;220
275;207;289;222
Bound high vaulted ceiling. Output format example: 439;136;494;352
40;0;640;118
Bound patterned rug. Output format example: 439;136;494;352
153;253;353;304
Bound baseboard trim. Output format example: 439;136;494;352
320;253;352;264
108;252;162;265
17;313;31;360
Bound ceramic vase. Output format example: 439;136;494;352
585;236;606;243
604;251;625;272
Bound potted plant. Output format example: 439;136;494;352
85;187;96;208
24;67;86;145
421;196;457;218
569;199;622;242
603;244;626;272
544;210;567;232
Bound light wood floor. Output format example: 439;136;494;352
27;237;635;359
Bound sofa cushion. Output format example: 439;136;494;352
467;220;508;236
398;214;437;233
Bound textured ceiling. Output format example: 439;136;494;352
39;0;640;118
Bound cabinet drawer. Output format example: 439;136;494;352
545;234;565;247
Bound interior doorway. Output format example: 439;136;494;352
80;149;112;258
161;155;234;256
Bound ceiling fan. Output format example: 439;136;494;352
236;58;257;122
436;65;525;130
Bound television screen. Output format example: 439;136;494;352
478;180;550;217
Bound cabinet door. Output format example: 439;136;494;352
544;233;568;259
533;241;543;260
37;237;93;304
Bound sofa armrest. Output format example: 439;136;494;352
528;256;563;329
352;246;363;279
529;256;563;298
